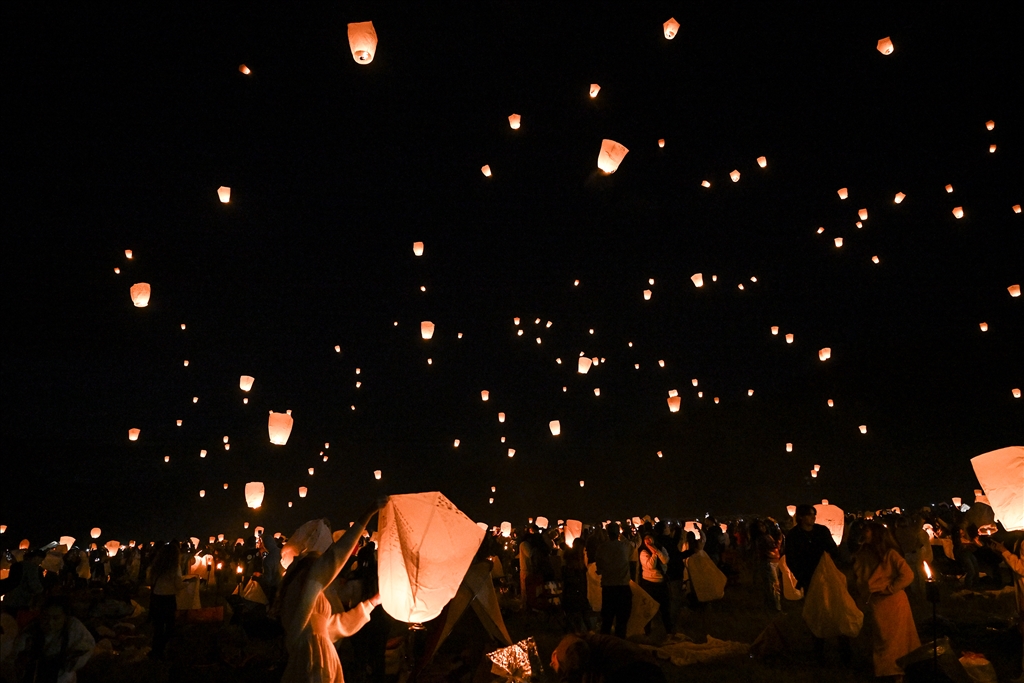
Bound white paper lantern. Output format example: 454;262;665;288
217;186;231;203
244;482;265;509
691;273;704;288
597;139;629;174
130;283;151;307
268;410;293;445
239;375;255;391
420;321;435;339
972;447;1024;530
347;21;377;64
549;420;561;436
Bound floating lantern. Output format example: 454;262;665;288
239;64;250;75
597;139;629;174
872;255;880;264
971;447;1024;530
130;283;151;307
815;500;845;545
58;536;74;549
593;388;600;396
786;333;794;344
498;412;505;423
508;114;521;130
714;397;720;403
643;289;652;300
114;267;120;274
104;540;121;558
507;448;515;457
244;482;265;509
128;428;140;441
412;241;424;256
663;17;680;39
858;208;868;221
838;188;848;199
811;471;818;478
859;425;868;434
877;36;894;54
217;186;231;203
730;170;740;182
578;357;592;374
989;145;997;153
980;322;988;331
667;396;681;413
176;419;182;426
308;468;314;476
701;180;711;188
1009;285;1020;297
89;527;101;539
374;470;382;480
589;83;600;98
481;390;489;401
1013;388;1022;399
952;207;964;219
771;326;779;335
828;399;834;407
481;165;492;177
549;420;561;436
658;360;665;367
658;138;665;148
757;156;767;168
691;273;704;288
200;490;205;498
239;375;255;392
164;456;170;462
669;389;679;397
124;249;133;259
786;443;793;453
419;321;435;340
813;465;820;472
894;192;905;203
786;505;797;517
748;389;754;396
985;120;995;130
816;227;825;234
834;237;843;247
298;486;307;498
453;439;460;447
268;410;294;445
223;483;227;489
1014;205;1021;213
193;397;198;403
347;21;377;64
818;347;831;361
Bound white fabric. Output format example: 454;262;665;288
802;553;862;638
686;550;726;602
971;446;1024;531
626;581;660;638
779;555;804;600
282;519;334;570
377;492;485;623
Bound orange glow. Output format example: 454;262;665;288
239;64;251;75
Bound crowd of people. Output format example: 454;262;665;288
1;498;1022;682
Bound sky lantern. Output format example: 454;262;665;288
834;237;843;247
730;170;740;182
894;192;906;203
268;410;294;445
308;468;314;475
200;489;207;498
838;188;848;199
1013;389;1022;399
239;375;255;391
508;114;521;129
597;139;628;174
816;227;825;234
978;321;989;332
819;347;832;361
986;120;995;130
691;273;704;288
17;539;29;550
217;186;231;203
989;145;997;153
952;207;964;219
971;447;1024;530
507;448;515;458
453;439;460;447
244;482;265;509
701;180;711;188
577;357;592;374
374;470;382;480
124;249;133;259
347;21;377;63
549;420;561;436
164;456;170;462
412;241;424;256
176;419;182;426
658;138;665;148
658;360;665;367
481;165;492;177
113;267;120;274
859;425;868;434
872;255;880;264
59;536;74;549
1013;205;1021;213
667;396;681;413
130;283;151;307
786;505;797;517
815;500;845;545
498;412;505;423
771;326;779;335
643;289;652;300
481;390;489;401
786;333;794;344
756;156;767;168
877;36;894;54
239;64;251;75
663;17;680;39
128;428;140;441
589;83;600;98
298;486;307;498
828;399;835;407
90;527;101;539
858;208;868;220
1009;285;1021;297
748;389;754;396
420;321;435;339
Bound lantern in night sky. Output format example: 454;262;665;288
730;170;740;182
1013;389;1021;399
667;396;681;413
199;489;205;498
872;255;880;264
507;448;515;457
828;399;835;407
989;145;997;153
663;17;680;39
453;439;460;447
952;207;964;219
819;347;831;361
578;357;592;374
419;321;436;339
691;273;704;288
597;139;628;174
859;425;868;434
858;208;868;220
298;486;307;498
1013;205;1021;213
894;192;906;203
549;420;561;435
658;138;665;148
1009;285;1021;297
771;326;779;335
589;84;600;98
838;188;848;199
757;156;767;168
834;237;843;247
508;114;521;129
701;180;711;188
643;289;652;300
239;375;254;391
786;443;793;452
877;37;894;55
979;322;988;331
786;505;797;517
986;120;995;130
481;390;489;401
128;428;140;441
268;410;293;445
217;186;231;203
245;482;264;509
374;470;382;480
786;333;794;343
413;241;424;256
130;283;151;307
347;21;377;64
239;64;250;75
481;165;492;177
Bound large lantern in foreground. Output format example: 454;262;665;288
814;500;845;546
130;283;151;307
347;21;377;64
971;446;1024;531
268;410;293;445
597;139;628;174
245;482;264;509
564;520;583;548
378;492;485;623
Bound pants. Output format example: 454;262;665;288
149;593;177;657
600;585;632;638
638;578;672;633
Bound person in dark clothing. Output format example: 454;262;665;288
348;540;390;683
595;523;632;639
784;505;839;591
550;633;667;683
562;542;591;633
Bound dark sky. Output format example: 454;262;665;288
2;4;1021;545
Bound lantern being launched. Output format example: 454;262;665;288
268;410;294;445
347;21;377;64
663;17;680;39
971;447;1024;531
130;283;151;307
597;139;628;174
378;492;486;623
815;500;845;545
244;482;265;509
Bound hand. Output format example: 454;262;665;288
369;593;382;607
985;538;1007;554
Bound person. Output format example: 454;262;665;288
1;550;45;615
147;541;198;659
663;526;687;633
985;537;1024;683
550;632;666;683
595;523;632;639
11;595;95;683
561;539;590;634
638;533;671;634
277;501;384;683
751;518;784;611
854;522;920;680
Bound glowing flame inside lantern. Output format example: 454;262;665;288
663;17;679;39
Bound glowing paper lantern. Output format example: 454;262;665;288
859;425;868;434
1014;205;1021;213
564;520;583;549
593;388;600;397
420;321;435;339
239;375;254;391
786;505;797;517
507;448;515;457
986;120;995;130
748;389;754;396
130;283;151;307
1013;389;1022;399
453;439;460;447
730;170;740;182
508;114;521;130
500;522;512;537
481;390;489;401
952;207;964;219
658;138;665;148
481;165;492;177
164;456;170;462
268;410;294;445
549;420;561;436
1009;285;1021;297
378;492;486;623
114;268;120;274
834;237;843;247
412;241;424;256
786;334;794;344
771;326;779;335
894;192;906;203
374;470;382;480
971;447;1024;530
872;255;880;264
19;539;29;550
244;482;265;509
814;500;845;545
199;490;205;498
989;145;997;153
838;188;848;200
667;396;681;413
828;399;834;407
786;443;793;452
818;347;831;361
858;208;868;221
701;180;711;188
589;83;600;98
691;273;704;288
347;21;377;64
176;419;182;426
877;37;894;55
217;186;231;203
597;139;629;174
128;428;140;441
643;289;652;300
757;156;767;168
663;17;680;39
298;486;307;498
239;64;250;75
104;540;120;558
578;357;592;374
979;322;988;331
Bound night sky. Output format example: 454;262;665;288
3;4;1021;545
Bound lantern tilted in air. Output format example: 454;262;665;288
347;21;377;64
597;140;628;174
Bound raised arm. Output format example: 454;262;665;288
306;500;384;592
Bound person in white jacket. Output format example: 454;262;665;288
638;533;672;634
